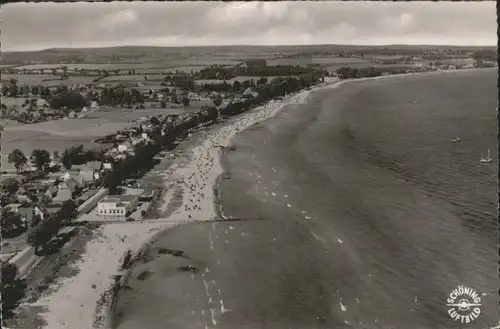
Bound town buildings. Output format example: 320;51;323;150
95;194;138;217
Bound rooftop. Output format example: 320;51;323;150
100;194;138;204
100;197;120;204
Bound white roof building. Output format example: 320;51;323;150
96;195;139;218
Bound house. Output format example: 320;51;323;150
60;171;84;186
115;133;128;140
45;185;59;198
86;161;103;171
69;164;85;173
240;59;267;69
103;162;113;171
79;170;98;184
17;195;32;204
32;111;41;120
130;137;144;147
18;206;36;227
117;141;134;153
43;108;60;116
96;195;139;217
5;203;22;213
76;161;102;184
54;173;82;202
242;87;258;98
36;99;49;108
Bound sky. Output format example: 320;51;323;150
1;1;497;51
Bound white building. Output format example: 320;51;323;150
96;195;138;217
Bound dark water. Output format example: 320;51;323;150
114;70;498;329
217;69;498;329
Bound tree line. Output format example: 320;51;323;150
335;66;426;80
101;74;321;192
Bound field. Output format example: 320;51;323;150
362;55;405;60
322;62;425;72
1;105;202;169
99;75;163;82
10;59;241;72
137;65;210;74
10;63;161;71
264;56;372;67
440;58;475;65
312;56;370;64
1;74;96;86
2;96;36;107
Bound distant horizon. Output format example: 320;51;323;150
4;43;497;54
3;2;495;52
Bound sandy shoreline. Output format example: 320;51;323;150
24;80;329;329
22;67;492;329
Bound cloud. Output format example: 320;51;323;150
1;1;496;51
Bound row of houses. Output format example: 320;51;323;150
104;131;152;161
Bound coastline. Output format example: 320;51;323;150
21;80;324;329
23;67;493;329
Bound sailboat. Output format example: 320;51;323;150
479;149;492;163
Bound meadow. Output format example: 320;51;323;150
10;58;241;72
11;63;160;71
1;74;96;85
440;58;475;65
136;65;209;74
312;56;371;64
99;75;163;82
1;104;202;170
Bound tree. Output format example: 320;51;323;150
61;149;72;169
171;93;179;104
150;116;160;126
231;80;242;93
49;91;86;110
1;177;20;195
8;149;28;172
1;208;25;237
181;96;190;107
2;262;19;284
31;149;51;171
62;66;68;80
39;194;52;206
1;261;26;319
213;94;223;107
59;199;77;225
27;224;51;254
8;79;18;97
